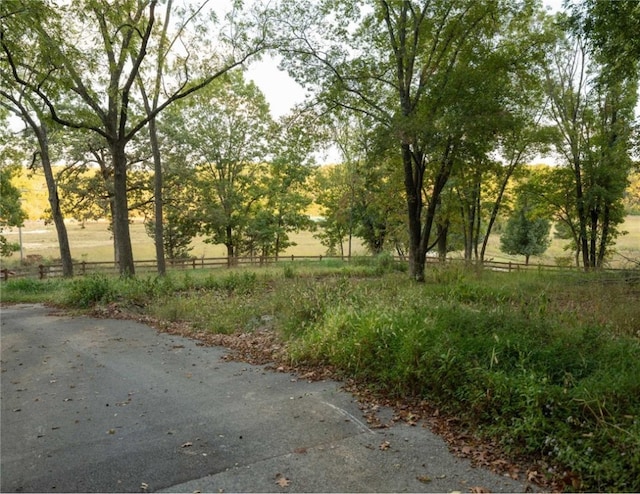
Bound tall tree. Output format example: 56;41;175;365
277;0;550;281
0;6;74;276
1;0;269;275
544;28;637;269
134;1;266;274
162;71;272;261
251;109;317;259
571;0;640;80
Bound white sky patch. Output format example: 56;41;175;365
245;56;306;118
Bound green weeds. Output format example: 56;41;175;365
0;277;64;303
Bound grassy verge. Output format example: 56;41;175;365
1;260;638;491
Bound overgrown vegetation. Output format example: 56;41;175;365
1;261;638;491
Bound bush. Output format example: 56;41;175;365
65;274;116;308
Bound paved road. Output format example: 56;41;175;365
1;304;534;493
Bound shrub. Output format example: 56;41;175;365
65;274;115;308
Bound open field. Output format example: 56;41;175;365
1;216;638;267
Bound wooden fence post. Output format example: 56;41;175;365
1;269;8;281
39;264;46;279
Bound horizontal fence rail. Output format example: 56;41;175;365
0;254;634;282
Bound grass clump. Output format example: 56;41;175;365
64;274;117;308
0;277;64;303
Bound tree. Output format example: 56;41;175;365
144;167;201;261
277;0;551;281
499;204;551;265
544;27;637;269
162;71;272;261
1;0;269;275
571;0;640;80
0;8;74;275
249;109;317;259
0;164;26;257
313;164;353;257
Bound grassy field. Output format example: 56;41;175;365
2;216;638;268
0;219;367;265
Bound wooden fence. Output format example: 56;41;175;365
1;254;620;282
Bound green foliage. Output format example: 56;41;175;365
0;165;27;257
500;206;551;264
65;274;115;308
62;273;178;308
150;271;265;334
201;271;259;295
9;259;639;490
0;277;62;303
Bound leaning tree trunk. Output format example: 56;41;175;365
38;129;74;277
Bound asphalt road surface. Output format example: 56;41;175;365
1;304;535;493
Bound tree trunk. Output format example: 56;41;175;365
111;142;135;276
149;117;166;276
437;220;449;261
480;165;516;262
402;144;425;282
573;159;590;271
38;131;74;277
597;203;610;267
589;207;599;268
20;115;75;277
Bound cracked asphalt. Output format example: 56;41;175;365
1;304;535;493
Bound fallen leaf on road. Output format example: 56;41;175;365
140;482;149;491
275;473;290;488
417;475;431;483
379;440;391;450
181;442;193;448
